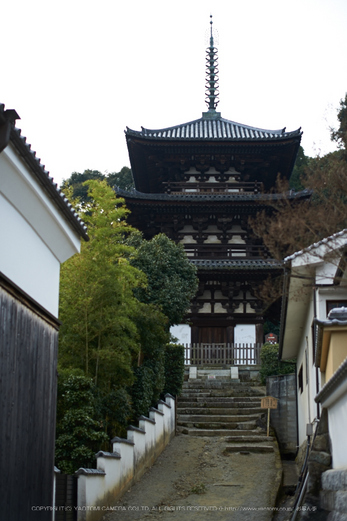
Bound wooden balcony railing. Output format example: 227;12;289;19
183;244;268;259
183;343;262;366
163;181;263;194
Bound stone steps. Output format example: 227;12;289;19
178;413;261;422
224;444;274;454
180;389;265;397
182;382;263;390
178;406;262;414
179;428;253;436
179;394;262;401
177;371;268;439
225;435;274;443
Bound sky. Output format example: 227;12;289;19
1;0;347;186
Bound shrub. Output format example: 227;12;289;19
55;373;108;474
130;365;156;419
163;343;185;397
97;387;133;440
260;343;296;384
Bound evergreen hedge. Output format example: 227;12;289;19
163;343;185;397
260;343;296;384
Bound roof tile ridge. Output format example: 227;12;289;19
284;228;347;263
10;126;88;240
218;116;296;136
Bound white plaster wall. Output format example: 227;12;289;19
233;325;256;365
234;324;256;344
139;417;156;466
179;225;195;233
214;290;227;300
296;340;309;447
77;475;105;521
165;395;175;434
234;302;244;313
198;302;212;313
170;324;191;345
328;396;347;468
317;287;347;320
204;235;221;244
149;410;164;450
197;290;211;300
0;192;60;315
158;401;172;446
214;303;227;313
0;145;81;316
97;456;121;486
111;441;134;487
179;235;197;244
295;300;319;446
1;146;80;262
316;258;341;285
204;225;220;233
127;430;146;471
228;235;245;244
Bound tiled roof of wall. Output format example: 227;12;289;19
1;104;88;241
10;126;89;241
284;229;347;264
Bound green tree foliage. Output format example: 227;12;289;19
58;180;195;459
96;387;133;439
58;181;183;446
289;145;311;191
259;343;296;384
107;167;134;191
61;170;105;204
55;372;108;474
129;303;170;419
163;343;185;397
61;167;134;205
59;180;146;392
129;233;198;327
331;93;347;155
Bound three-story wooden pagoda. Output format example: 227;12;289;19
117;18;304;361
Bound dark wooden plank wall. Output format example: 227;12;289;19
55;474;78;521
0;283;59;520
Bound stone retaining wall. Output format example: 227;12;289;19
266;373;297;455
321;467;347;520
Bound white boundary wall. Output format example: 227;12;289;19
75;394;175;521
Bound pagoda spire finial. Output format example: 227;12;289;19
205;15;220;114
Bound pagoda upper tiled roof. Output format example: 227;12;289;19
126;115;302;142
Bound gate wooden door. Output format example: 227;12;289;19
55;474;78;521
198;327;227;363
198;327;227;344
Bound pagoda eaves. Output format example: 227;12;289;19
126;115;301;142
125;114;302;194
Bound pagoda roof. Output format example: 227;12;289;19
125;113;302;193
115;187;312;203
191;259;282;270
126;114;301;142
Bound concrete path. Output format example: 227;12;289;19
101;433;283;521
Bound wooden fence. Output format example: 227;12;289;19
183;343;262;366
